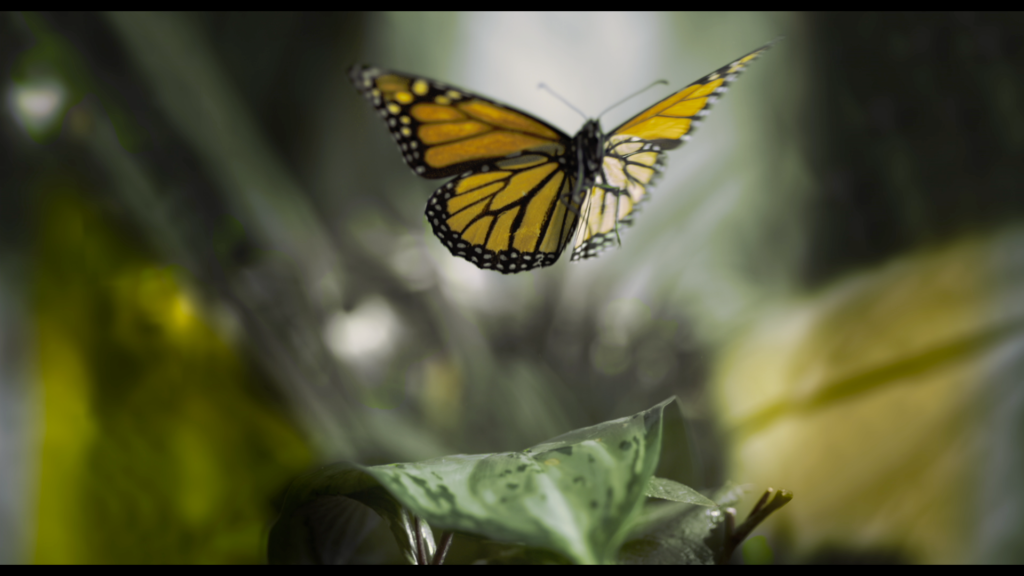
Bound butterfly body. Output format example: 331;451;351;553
575;119;607;186
350;39;777;274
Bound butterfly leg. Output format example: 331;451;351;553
559;168;591;218
568;159;592;215
611;189;624;248
558;188;584;217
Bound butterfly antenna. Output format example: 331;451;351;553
538;83;588;121
597;79;669;120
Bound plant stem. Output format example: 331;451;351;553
431;532;455;565
413;516;427;565
716;487;792;564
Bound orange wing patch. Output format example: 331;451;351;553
614;83;709;140
372;74;410;95
424;132;561;170
410;103;465;122
490;163;558;211
512;169;566;252
457;100;562;140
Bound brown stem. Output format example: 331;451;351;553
724;507;736;544
413;515;427;565
747;487;774;518
714;508;738;565
716;488;793;564
431;531;455;565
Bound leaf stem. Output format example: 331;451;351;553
715;487;792;564
431;532;455;565
413;516;427;565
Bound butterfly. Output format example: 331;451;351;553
349;39;778;274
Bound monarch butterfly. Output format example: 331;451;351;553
350;39;778;274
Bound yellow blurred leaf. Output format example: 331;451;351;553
32;186;313;563
714;228;1024;563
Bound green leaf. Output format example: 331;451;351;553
362;397;674;564
645;477;717;508
618;482;748;565
271;398;676;564
618;501;719;565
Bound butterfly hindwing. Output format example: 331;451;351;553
349;65;572;179
570;39;779;261
426;153;581;273
571;136;666;261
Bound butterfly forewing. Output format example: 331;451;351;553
570;39;779;261
611;39;778;147
349;65;571;179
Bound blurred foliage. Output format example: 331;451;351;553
3;10;1024;565
31;186;313;562
712;12;1024;564
741;535;774;565
7;12;144;148
715;227;1024;563
802;12;1024;285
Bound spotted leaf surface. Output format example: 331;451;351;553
273;398;676;564
363;397;675;564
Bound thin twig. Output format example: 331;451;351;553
733;488;792;545
747;487;774;518
716;488;793;564
413;516;427;565
431;531;455;565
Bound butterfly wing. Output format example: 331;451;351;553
570;39;779;261
349;65;572;178
350;66;582;273
426;152;581;273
